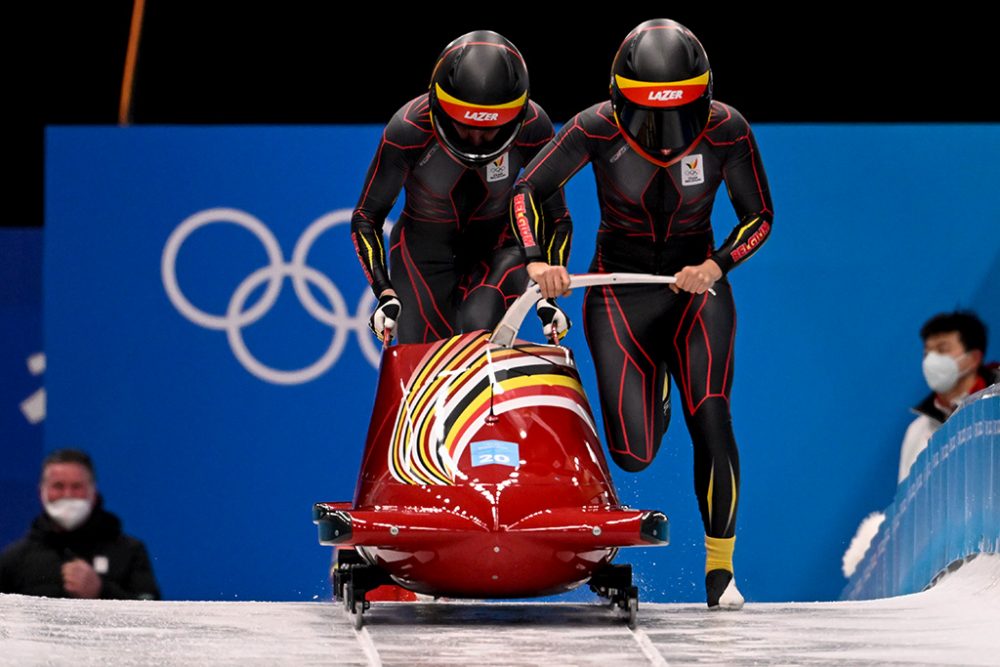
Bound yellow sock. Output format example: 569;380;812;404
705;535;735;574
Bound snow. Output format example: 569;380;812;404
2;554;998;666
842;511;886;578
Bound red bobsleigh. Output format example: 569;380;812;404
314;274;675;628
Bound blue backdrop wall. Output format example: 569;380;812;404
41;125;999;602
0;229;44;550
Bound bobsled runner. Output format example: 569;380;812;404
314;274;676;628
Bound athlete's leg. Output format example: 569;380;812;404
664;280;743;609
458;245;527;333
388;222;459;344
583;283;675;472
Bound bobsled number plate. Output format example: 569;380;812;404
470;440;520;468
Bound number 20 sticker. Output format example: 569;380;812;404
470;440;520;468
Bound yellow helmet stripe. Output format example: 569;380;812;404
434;83;527;110
614;71;710;89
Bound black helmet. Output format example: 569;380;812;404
428;30;529;167
610;19;713;163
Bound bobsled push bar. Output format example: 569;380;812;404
489;272;713;348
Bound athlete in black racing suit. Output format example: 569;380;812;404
352;30;571;344
511;19;772;609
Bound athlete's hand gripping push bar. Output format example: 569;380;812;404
491;273;715;349
369;293;401;345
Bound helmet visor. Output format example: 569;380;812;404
434;115;523;166
617;97;711;155
432;83;526;165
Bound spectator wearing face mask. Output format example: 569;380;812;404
899;311;999;483
0;449;160;599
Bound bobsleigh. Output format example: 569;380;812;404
314;274;675;628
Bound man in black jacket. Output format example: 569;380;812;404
0;449;160;599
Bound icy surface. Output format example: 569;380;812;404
2;555;998;666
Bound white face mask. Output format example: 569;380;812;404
922;351;968;394
44;498;94;531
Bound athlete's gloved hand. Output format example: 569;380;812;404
536;298;571;343
369;293;401;343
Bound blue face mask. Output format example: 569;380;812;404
922;351;968;394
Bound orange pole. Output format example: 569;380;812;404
119;0;147;126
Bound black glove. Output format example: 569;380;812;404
369;293;401;343
535;298;571;343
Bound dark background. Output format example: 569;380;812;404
16;3;996;228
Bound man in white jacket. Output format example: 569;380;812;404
899;310;998;483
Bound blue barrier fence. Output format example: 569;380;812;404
843;383;1000;600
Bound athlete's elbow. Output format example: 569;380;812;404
513;178;534;196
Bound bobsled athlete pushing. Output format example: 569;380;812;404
314;275;678;629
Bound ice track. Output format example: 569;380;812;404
2;555;998;666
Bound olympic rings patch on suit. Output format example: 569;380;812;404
161;207;391;385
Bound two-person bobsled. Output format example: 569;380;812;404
314;274;678;628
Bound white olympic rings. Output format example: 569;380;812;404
161;207;390;385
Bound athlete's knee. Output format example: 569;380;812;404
609;449;655;473
687;396;735;435
689;394;732;418
686;396;738;456
601;393;667;472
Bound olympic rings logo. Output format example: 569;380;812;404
161;207;390;385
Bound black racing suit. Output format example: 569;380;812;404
352;94;571;344
512;100;772;540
